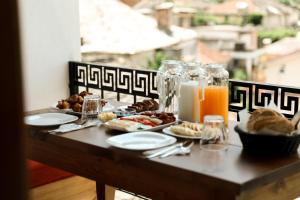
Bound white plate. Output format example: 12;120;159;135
25;113;79;126
103;116;176;132
106;131;177;150
162;127;202;139
53;102;115;114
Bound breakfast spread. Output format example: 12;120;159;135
56;91;107;112
247;108;295;135
126;99;159;112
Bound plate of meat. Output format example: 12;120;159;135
104;112;176;132
119;99;159;113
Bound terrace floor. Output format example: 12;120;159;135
30;176;144;200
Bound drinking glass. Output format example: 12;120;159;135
200;115;228;151
81;94;103;121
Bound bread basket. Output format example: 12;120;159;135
234;125;300;155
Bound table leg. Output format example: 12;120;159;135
96;181;115;200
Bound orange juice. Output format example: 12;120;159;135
200;86;228;125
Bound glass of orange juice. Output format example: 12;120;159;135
200;64;229;126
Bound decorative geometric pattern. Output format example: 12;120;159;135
69;61;158;102
69;62;300;118
229;80;300;119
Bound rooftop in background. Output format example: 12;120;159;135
196;25;258;51
198;42;231;64
80;0;197;55
208;0;297;16
134;0;213;10
262;35;300;61
208;0;260;15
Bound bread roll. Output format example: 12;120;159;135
247;108;294;134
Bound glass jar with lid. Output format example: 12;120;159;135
178;62;208;122
157;60;183;113
200;64;229;125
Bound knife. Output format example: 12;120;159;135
144;143;182;159
49;120;98;134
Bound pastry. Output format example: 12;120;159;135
181;121;202;132
247;108;294;134
56;91;107;113
98;112;117;122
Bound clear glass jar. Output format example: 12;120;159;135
200;64;229;125
157;60;183;113
178;62;208;122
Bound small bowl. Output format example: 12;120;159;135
234;125;300;155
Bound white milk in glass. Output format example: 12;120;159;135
178;81;200;122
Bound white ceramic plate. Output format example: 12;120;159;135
25;113;78;126
162;127;202;139
53;101;115;114
103;116;176;132
106;131;177;150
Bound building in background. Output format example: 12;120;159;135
80;0;198;68
261;36;300;86
207;0;298;28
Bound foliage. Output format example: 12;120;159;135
246;13;263;26
193;12;219;26
147;51;168;70
279;0;300;6
231;68;247;80
258;28;297;43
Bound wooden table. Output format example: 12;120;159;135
26;109;300;200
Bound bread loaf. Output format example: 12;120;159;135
247;108;294;134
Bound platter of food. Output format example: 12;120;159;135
54;91;114;115
162;122;203;139
104;111;176;132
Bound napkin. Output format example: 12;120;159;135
49;120;99;134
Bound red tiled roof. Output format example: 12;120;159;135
198;42;231;64
208;0;260;15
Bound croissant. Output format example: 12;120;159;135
171;126;199;136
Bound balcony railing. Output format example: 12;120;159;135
69;61;300;119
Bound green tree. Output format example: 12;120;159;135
258;28;297;43
193;12;218;26
147;51;168;70
246;13;263;26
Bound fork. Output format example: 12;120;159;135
159;140;194;158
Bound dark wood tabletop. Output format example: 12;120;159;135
26;108;300;200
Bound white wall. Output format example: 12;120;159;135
264;52;300;87
19;0;81;111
